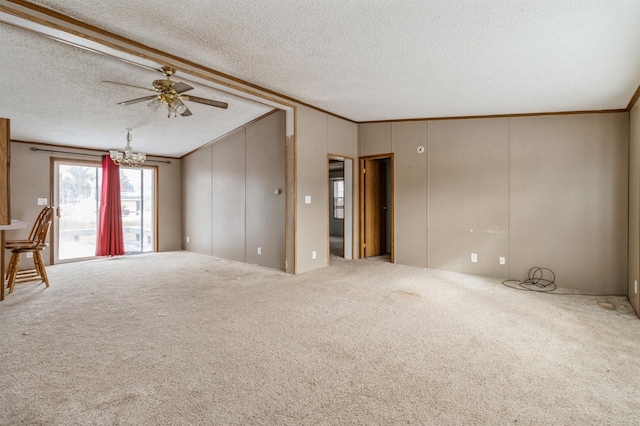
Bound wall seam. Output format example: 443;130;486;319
627;112;632;301
244;127;248;263
507;118;511;279
425;120;429;269
426;121;430;269
210;144;214;256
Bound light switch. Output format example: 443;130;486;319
305;195;311;204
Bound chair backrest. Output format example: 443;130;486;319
25;206;50;241
32;206;55;247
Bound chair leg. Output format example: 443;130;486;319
7;252;20;294
5;251;18;283
33;251;49;288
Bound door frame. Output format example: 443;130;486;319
327;154;355;264
50;157;101;264
51;157;160;264
359;153;394;261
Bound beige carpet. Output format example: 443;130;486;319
1;251;639;425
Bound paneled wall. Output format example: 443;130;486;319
182;110;286;270
182;144;213;256
295;106;359;273
360;112;629;295
246;113;287;267
212;130;246;261
429;118;510;277
509;115;628;294
394;121;428;267
629;105;640;315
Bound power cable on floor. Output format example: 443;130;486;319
501;267;622;297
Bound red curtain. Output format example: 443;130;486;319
96;155;125;256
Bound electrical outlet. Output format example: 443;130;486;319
312;251;317;260
305;195;312;204
186;236;190;243
26;252;33;258
499;257;506;265
257;247;261;255
635;280;638;294
470;253;478;263
37;198;48;206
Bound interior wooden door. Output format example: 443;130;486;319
364;159;382;257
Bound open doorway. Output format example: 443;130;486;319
359;154;394;262
328;155;354;261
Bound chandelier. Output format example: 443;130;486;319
109;129;146;166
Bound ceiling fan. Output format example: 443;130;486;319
103;66;229;117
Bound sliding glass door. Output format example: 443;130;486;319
54;160;102;261
53;159;156;263
120;167;155;253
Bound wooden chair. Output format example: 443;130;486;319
4;207;50;248
4;206;55;295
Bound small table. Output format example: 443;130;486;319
0;220;28;301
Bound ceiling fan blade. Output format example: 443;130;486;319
173;82;194;94
102;80;156;92
181;95;228;109
174;99;192;116
117;95;158;106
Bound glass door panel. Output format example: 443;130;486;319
55;162;102;261
142;168;155;252
120;167;155;253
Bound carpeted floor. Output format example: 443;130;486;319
1;251;639;425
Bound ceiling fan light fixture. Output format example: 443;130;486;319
110;130;146;167
147;98;161;111
109;66;226;118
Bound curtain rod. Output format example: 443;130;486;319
29;147;172;164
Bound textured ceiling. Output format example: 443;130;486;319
2;1;640;157
0;22;273;157
27;0;640;122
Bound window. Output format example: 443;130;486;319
333;180;344;219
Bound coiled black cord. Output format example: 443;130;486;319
502;267;556;292
502;267;620;296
